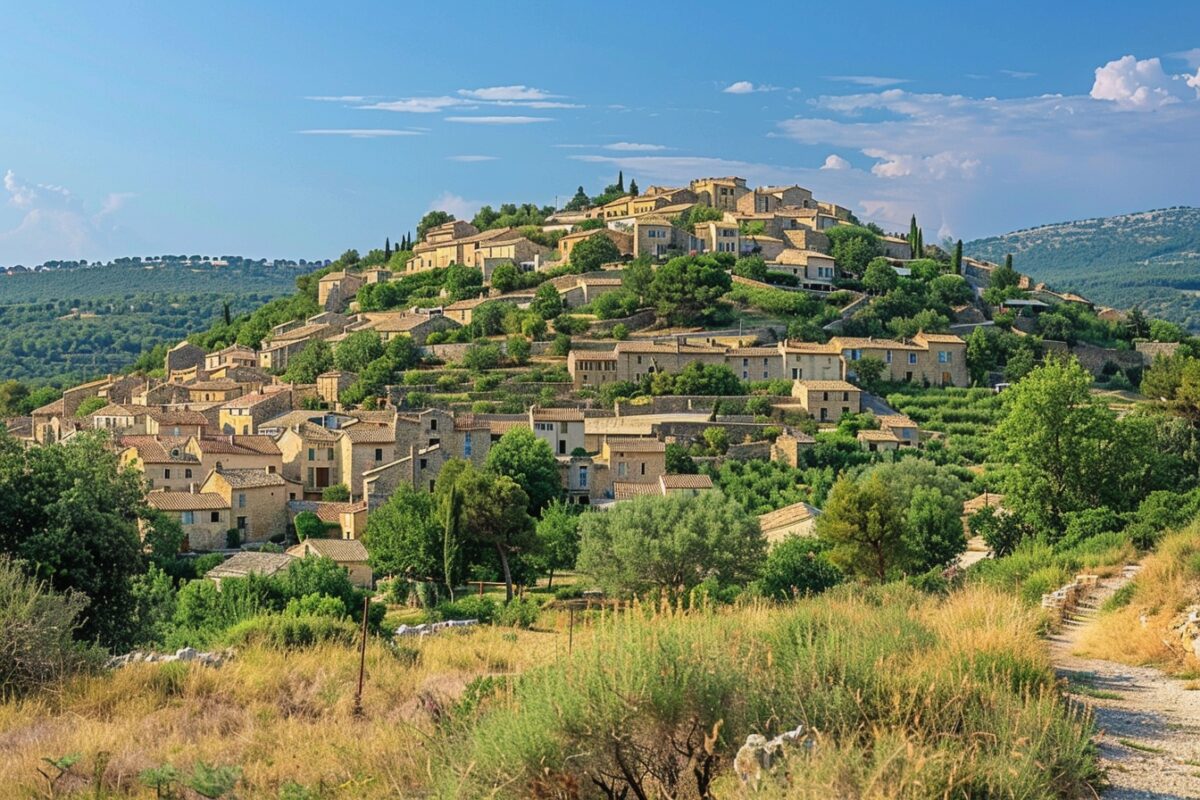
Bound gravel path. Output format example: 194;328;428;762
1048;568;1200;799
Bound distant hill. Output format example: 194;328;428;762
966;207;1200;329
0;260;309;384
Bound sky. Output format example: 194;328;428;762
1;1;1199;266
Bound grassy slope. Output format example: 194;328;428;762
966;207;1200;328
0;588;1099;799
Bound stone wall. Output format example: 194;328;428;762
587;309;656;337
1041;340;1144;376
1136;341;1181;364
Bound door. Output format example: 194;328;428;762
942;371;952;386
315;467;330;488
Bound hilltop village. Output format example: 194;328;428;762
2;174;1173;563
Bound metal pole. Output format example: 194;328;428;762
353;596;369;716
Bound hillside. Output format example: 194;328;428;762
966;207;1200;329
0;260;307;383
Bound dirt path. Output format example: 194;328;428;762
1048;567;1200;799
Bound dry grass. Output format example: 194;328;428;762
0;615;588;798
1076;524;1200;674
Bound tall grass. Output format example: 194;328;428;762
436;586;1098;799
1077;524;1200;673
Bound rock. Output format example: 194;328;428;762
733;725;807;789
175;647;198;662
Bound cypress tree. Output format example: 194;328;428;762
617;170;624;193
1004;253;1013;271
629;178;639;196
385;238;391;258
953;240;963;274
909;215;918;254
222;301;231;326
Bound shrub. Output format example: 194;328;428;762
0;557;103;698
223;613;359;649
225;528;241;549
495;597;540;629
436;596;498;624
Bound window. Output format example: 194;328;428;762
237;493;246;508
908;353;918;365
464;432;473;457
181;511;194;524
307;467;314;485
885;350;893;364
307;448;315;461
617;462;628;478
640;462;646;476
210;511;221;523
374;448;383;462
938;351;951;363
742;358;749;367
430;418;438;431
791;368;799;379
578;465;588;488
849;349;861;361
164;468;171;480
558;440;567;455
419;458;428;469
185;468;192;479
326;448;334;461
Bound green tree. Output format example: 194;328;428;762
929;274;973;306
862;258;898;294
417;211;454;241
755;537;842;600
989;258;1021;291
563;186;591;212
622;257;654;299
321;484;350;502
294;511;326;541
74;395;108;418
282;340;333;384
732;255;768;282
853;355;886;392
492;263;520;294
486;427;562;514
646;255;732;326
533;501;580;588
446;465;536;601
816;473;907;582
568;234;621;272
334;330;384;373
825;225;883;275
506;334;531;365
444;265;484;301
0;431;146;649
362;484;443;580
952;240;963;274
664;443;697;474
530;283;564;320
903;486;966;573
576;491;765;596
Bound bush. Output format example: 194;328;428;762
436;596;498;624
755;538;842;600
0;557;103;698
223;613;359;649
495;597;540;629
225;528;241;549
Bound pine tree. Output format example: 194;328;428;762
953;240;963;274
385;237;391;258
617;170;624;193
629;178;639;196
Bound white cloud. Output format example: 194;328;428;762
428;192;483;220
444;115;551;125
863;148;981;179
299;128;425;138
820;154;851;170
1;170;134;263
458;85;557;101
447;155;498;162
723;81;775;94
1169;48;1200;70
825;75;908;87
999;70;1037;79
604;142;667;151
1090;54;1197;110
359;97;467;113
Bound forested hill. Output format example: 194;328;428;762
0;260;307;384
966;207;1200;329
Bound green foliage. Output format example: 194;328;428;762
0;556;103;698
732;255;768;281
460;341;502;372
825;225;883;275
282;340;333;384
646;255;732;326
532;502;580;586
294;511;326;541
589;289;641;320
567;233;621;272
416;211;454;240
472;202;554;232
321;483;350;502
863;258;898;294
577;491;765;596
756;537;842;600
443;265;484;302
530;283;563;320
648;362;744;396
73;395;108;418
816;473;909;581
334;330;384;373
486;427;561;514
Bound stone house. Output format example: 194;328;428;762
187;435;283;477
831;333;968;387
757;501;822;545
287;499;368;540
145;490;230;551
287;538;372;588
694;220;741;254
317;271;365;312
337;423;397;501
120;436;205;492
199;467;300;544
206;552;295;586
877;414;919;446
186;379;245;404
276;422;343;497
778;341;844;382
735;185;815;215
726;346;783;382
218;387;294;435
362;443;447;505
145;409;210;438
317;371;356;408
368;311;460;345
880;236;913;260
204;345;258;373
633;215;699;259
791;380;862;423
689;177;748;211
394;408;490;468
529;407;585;456
557;228;634;263
90;404;152;436
594;438;667;499
165;341;206;378
857;429;902;452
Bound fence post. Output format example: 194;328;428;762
353;595;369;717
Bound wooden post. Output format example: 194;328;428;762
353;596;369;717
478;581;484;597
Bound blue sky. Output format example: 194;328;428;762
2;1;1199;265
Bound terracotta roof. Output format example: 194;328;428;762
341;425;395;443
120;436;200;464
288;538;369;563
781;340;838;354
91;403;149;418
795;380;859;391
147;409;210;427
271;323;331;343
206;551;295;580
187;379;242;392
32;398;65;416
371;313;444;333
660;474;713;490
877;415;917;429
213;468;287;489
605;437;666;453
828;337;917;351
726;347;778;357
757;501;821;532
488;419;527;435
531;408;584;422
192;435;281;456
856;429;901;442
613;481;661;500
913;333;966;344
146;491;227;511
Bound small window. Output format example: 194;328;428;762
908;353;918;365
164;468;171;480
185;468;192;479
181;511;194;525
238;493;246;508
430;418;438;431
326;448;334;461
374;448;383;461
307;448;315;461
210;511;221;523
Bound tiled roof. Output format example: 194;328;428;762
795;380;859;391
781;340;839;354
146;491;227;511
488;419;527;435
271;323;330;343
828;337;917;351
206;551;295;580
91;403;148;418
613;481;661;500
192;435;281;456
372;314;440;332
120;436;200;464
220;390;289;409
605;437;666;452
913;333;966;344
213;468;287;489
341;425;395;443
856;429;901;442
877;415;918;429
726;347;778;357
147;409;211;426
660;474;713;490
289;537;369;562
32;399;65;416
187;379;242;392
757;501;821;531
531;408;584;422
